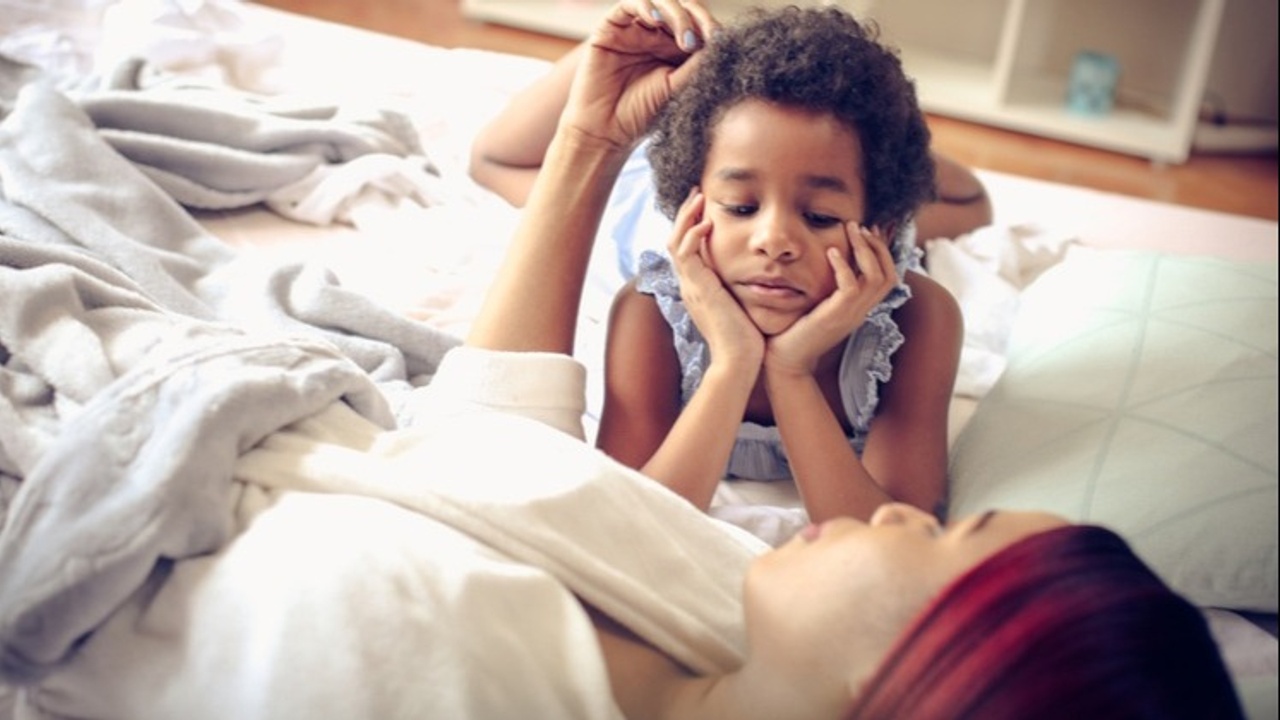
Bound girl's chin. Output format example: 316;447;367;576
746;310;802;338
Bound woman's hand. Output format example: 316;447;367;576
471;0;715;353
765;223;898;378
668;189;766;371
562;0;719;151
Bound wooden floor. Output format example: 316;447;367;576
256;0;1279;223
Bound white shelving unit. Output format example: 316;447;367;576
863;0;1226;163
461;0;1227;163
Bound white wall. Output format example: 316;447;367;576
1205;0;1278;124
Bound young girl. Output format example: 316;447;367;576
591;5;963;523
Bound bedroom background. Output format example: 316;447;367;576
247;0;1277;224
3;0;1274;220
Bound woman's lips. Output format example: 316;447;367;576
799;521;825;542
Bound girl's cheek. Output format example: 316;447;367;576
705;234;721;272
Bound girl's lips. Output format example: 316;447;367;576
737;277;804;302
745;283;800;297
742;275;800;291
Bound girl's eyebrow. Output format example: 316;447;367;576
714;167;755;182
803;174;850;192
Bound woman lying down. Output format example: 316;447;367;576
39;2;1239;719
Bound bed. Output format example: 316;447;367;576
0;1;1275;717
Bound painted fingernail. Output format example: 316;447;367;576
682;29;699;50
651;8;662;21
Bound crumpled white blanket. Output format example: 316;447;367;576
98;0;286;92
925;224;1078;397
93;0;450;228
266;153;454;226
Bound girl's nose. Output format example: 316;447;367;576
749;209;800;261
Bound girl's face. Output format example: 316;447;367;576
742;504;1069;694
699;99;868;336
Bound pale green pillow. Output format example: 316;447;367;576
948;247;1278;611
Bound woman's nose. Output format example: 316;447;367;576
870;502;941;533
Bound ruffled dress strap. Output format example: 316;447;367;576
840;222;921;437
635;250;709;405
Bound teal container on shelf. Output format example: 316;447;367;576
1066;50;1121;117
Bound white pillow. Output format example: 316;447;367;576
948;247;1278;611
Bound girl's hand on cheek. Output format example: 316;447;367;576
766;223;897;377
848;224;899;308
669;189;764;369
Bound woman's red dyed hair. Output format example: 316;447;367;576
846;524;1243;720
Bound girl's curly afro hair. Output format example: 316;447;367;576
647;5;935;231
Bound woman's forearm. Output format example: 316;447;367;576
467;126;631;354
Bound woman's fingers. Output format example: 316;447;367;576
647;0;718;50
612;0;718;55
634;0;663;27
668;0;721;50
576;0;719;148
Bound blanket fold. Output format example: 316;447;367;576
0;53;459;681
84;56;430;211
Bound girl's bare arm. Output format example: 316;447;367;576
769;273;959;521
859;272;963;517
597;285;758;510
469;44;585;208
